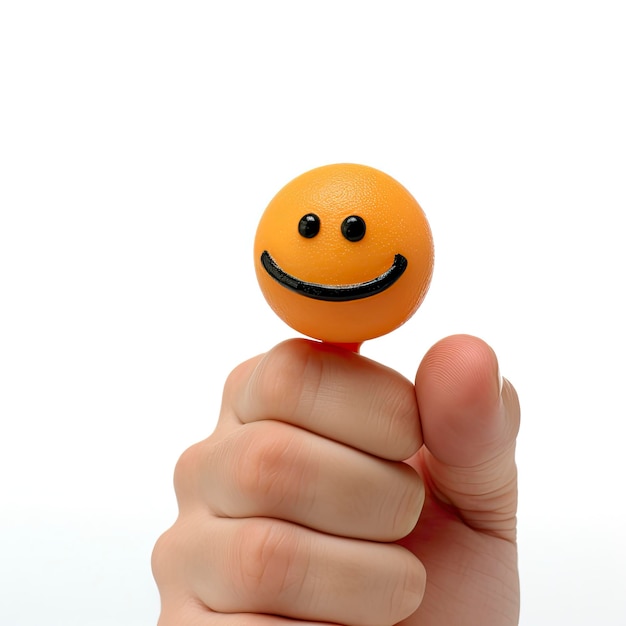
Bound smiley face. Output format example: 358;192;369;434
254;163;434;344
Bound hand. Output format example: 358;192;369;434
152;334;520;625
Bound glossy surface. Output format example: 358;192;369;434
254;163;434;343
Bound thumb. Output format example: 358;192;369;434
412;335;520;541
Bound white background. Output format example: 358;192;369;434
1;2;625;625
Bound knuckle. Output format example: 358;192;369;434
387;550;426;622
234;519;306;601
172;441;203;502
223;356;257;400
233;423;311;507
389;466;425;539
151;526;179;588
374;378;421;460
247;340;321;421
384;380;421;461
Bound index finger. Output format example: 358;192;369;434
221;339;422;461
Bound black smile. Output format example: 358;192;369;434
260;251;408;302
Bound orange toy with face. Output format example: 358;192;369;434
254;163;434;346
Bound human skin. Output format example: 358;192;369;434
152;334;520;625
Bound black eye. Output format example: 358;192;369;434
298;213;320;238
341;215;366;242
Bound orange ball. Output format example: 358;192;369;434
254;163;434;344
